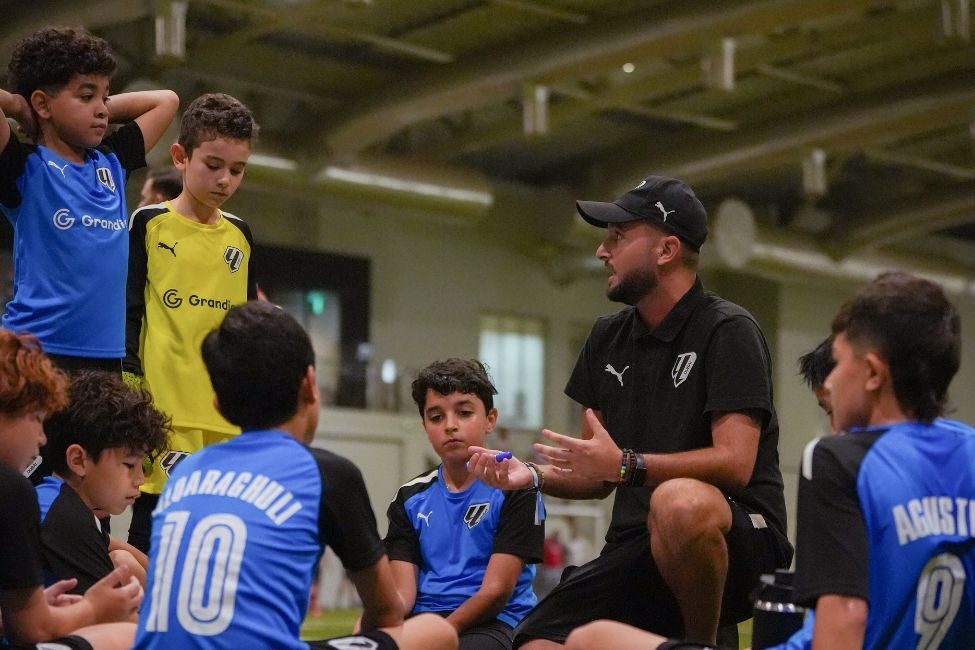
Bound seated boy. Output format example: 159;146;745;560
133;301;456;650
385;359;544;650
0;330;142;650
36;371;169;593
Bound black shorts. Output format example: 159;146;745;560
513;498;792;646
308;629;398;650
7;636;93;650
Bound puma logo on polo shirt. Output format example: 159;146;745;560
672;352;697;387
416;510;433;527
605;363;630;386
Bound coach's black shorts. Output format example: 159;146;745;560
309;629;398;650
7;636;94;650
512;497;792;647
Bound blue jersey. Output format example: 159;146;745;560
384;467;544;628
795;419;975;649
133;430;385;650
0;123;145;357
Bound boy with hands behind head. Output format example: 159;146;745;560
0;26;178;372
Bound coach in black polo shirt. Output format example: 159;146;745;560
469;176;793;648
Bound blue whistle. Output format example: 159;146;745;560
495;451;513;462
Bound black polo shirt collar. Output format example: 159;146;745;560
632;277;705;342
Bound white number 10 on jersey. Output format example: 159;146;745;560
145;511;248;635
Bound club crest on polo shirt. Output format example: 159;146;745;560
671;352;697;387
464;502;490;529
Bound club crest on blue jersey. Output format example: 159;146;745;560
96;167;116;192
224;246;243;273
464;502;491;529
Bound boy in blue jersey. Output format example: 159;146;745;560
385;359;544;650
133;301;457;650
36;371;168;594
0;26;178;372
791;271;975;649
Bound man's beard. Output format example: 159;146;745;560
607;267;657;305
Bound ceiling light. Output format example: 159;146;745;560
319;167;494;207
622;62;635;74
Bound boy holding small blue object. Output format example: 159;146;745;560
384;359;544;650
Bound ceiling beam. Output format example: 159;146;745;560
323;0;884;159
488;0;589;24
827;187;975;256
0;0;150;60
603;85;975;189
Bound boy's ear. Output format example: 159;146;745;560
170;143;188;170
485;407;498;432
65;443;89;477
301;366;320;407
30;90;53;120
863;351;888;394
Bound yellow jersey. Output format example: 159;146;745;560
124;202;256;434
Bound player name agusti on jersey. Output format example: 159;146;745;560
154;469;303;526
892;496;975;546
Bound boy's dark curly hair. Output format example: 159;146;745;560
44;371;170;474
411;358;497;417
178;93;259;155
7;26;116;99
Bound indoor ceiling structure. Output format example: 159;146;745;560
3;0;974;286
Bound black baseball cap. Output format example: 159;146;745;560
576;175;708;251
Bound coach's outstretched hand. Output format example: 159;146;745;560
467;447;533;490
534;408;621;483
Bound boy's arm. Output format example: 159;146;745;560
107;536;148;569
348;555;405;632
389;559;418;614
0;566;141;642
123;210;150;376
106;90;178;153
0;89;34;151
445;552;524;633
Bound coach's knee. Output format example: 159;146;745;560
649;479;730;543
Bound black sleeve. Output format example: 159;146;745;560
39;485;114;594
311;447;387;572
240;219;257;300
383;492;421;566
493;489;544;563
0;467;45;590
793;436;872;606
0;135;29;209
564;326;598;408
123;208;151;374
703;316;774;422
98;121;147;175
